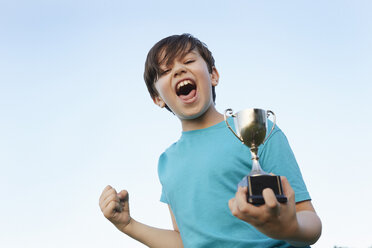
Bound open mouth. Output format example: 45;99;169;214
176;79;196;98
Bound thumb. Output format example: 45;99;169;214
117;190;129;201
114;190;129;213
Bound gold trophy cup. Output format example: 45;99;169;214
224;108;287;205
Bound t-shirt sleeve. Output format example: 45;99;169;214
259;126;311;203
158;151;169;204
160;185;169;204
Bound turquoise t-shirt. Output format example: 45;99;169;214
158;119;311;248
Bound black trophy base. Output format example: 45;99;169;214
238;175;287;205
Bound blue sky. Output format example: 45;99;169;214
1;1;371;247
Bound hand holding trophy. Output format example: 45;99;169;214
224;108;287;205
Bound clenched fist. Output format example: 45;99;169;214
99;185;131;230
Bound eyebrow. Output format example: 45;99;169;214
159;49;198;67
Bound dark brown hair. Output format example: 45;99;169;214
144;34;216;111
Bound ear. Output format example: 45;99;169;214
153;96;166;108
211;67;220;87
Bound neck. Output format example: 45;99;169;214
180;106;224;132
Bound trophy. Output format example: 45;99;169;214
224;108;287;205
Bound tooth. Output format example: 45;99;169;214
177;80;193;91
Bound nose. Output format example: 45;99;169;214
173;63;187;78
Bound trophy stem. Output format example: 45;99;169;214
250;147;259;160
250;159;267;175
249;147;268;175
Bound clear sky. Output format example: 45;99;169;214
1;1;371;247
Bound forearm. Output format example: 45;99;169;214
117;218;183;248
285;210;322;247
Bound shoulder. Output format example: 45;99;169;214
259;121;293;158
266;120;285;141
159;141;179;159
157;140;180;170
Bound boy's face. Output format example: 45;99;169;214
153;49;219;120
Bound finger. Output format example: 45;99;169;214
262;188;277;208
103;201;118;219
236;187;256;216
101;193;119;211
228;198;235;211
228;198;240;217
235;187;247;210
99;185;112;204
280;176;295;203
230;188;246;217
99;189;118;209
231;188;259;223
262;188;280;216
117;190;129;211
237;186;247;195
115;190;129;212
99;186;116;205
115;202;123;212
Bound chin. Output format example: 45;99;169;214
179;113;202;120
177;106;210;120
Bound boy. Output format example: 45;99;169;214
99;34;322;247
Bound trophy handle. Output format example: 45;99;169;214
263;110;276;143
224;109;243;143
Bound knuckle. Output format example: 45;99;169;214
103;210;112;219
104;185;113;193
238;204;250;214
108;194;117;201
103;202;116;217
231;208;239;217
108;188;116;195
287;190;295;202
257;214;269;224
266;201;277;209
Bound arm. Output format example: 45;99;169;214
168;205;181;233
228;177;322;247
285;200;322;246
99;185;183;248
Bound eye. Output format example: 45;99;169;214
160;68;171;76
185;59;195;64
